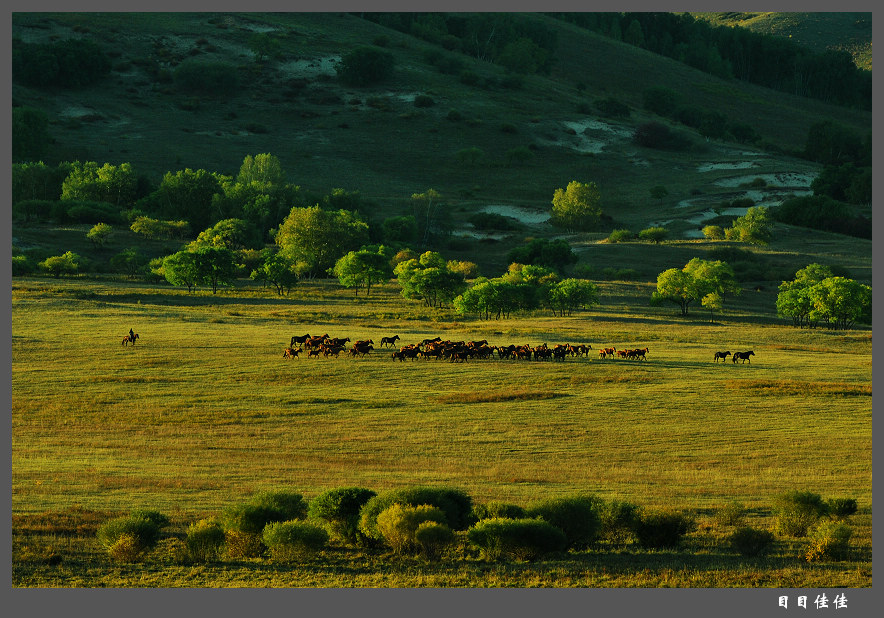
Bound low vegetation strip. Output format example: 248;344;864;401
725;379;871;397
434;390;564;404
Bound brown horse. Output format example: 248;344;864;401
713;351;731;362
283;347;301;359
122;333;139;346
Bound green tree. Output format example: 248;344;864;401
189;218;259;251
547;278;599;317
497;37;548;74
86;222;113;247
138;168;223;233
110;247;148;279
275;206;370;278
776;263;833;328
61;161;138;207
162;250;202;292
394;251;467;308
12;161;72;206
550;180;603;231
193;246;238;294
12;106;52;162
381;215;418;244
807;276;871;330
250;250;299;296
236;153;286;187
730;206;773;245
39;251;82;278
333;248;394;296
411;188;444;247
653;258;740;316
701;292;723;323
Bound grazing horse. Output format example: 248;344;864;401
380;335;401;348
122;333;139;346
713;351;731;363
283;347;301;359
733;350;755;364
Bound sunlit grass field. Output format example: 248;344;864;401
10;275;872;587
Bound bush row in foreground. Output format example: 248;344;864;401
95;487;858;565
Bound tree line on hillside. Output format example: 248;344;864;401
555;12;871;110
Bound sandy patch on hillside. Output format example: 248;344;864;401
279;56;340;79
697;161;760;172
713;172;816;188
480;205;550;225
534;118;632;154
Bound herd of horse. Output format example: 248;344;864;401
281;333;660;363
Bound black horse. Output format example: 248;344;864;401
713;351;731;362
732;350;755;363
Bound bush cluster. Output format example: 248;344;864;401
94;488;860;567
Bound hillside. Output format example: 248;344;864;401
691;12;873;71
11;12;873;277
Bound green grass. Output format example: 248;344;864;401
11;274;871;587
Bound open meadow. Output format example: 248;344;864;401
11;274;872;587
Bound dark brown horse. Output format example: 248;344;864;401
122;333;139;346
732;350;755;364
713;351;731;362
380;335;400;348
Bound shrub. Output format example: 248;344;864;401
804;521;851;562
826;498;858;519
601;268;641;281
468;212;518;231
467;517;567;561
173;60;238;96
638;226;668;243
414;521;454;560
713;501;747;528
108;532;147;563
128;510;170;530
250;490;307;521
702;225;725;240
221;504;283;535
308;487;377;543
632;510;696;549
525;495;602;549
358;486;473;543
336;46;395;86
729;526;775;557
774;491;828;537
262;520;329;561
597;500;640;543
376;503;448;554
413;94;435;108
224;529;265;559
633;121;692;151
97;515;162;560
186;518;226;562
12;255;33;276
606;229;633;243
595;97;630;118
472;501;526;522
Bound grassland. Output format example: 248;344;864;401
10;272;872;587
